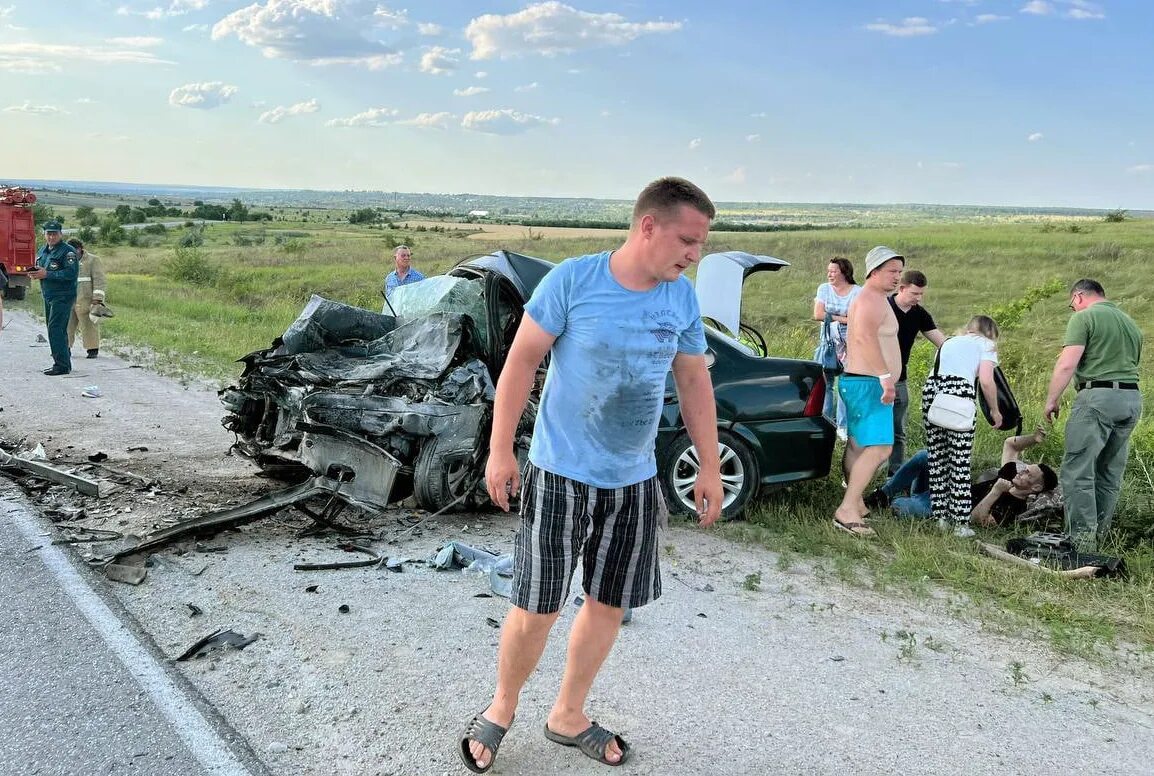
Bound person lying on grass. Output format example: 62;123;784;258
865;425;1059;527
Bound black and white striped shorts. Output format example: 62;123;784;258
511;462;665;614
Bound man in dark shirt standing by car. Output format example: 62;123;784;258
1044;279;1143;552
887;270;945;475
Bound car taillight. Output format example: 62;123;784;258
803;373;826;417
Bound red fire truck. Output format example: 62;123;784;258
1;185;39;300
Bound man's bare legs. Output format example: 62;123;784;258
468;607;559;769
546;597;626;763
468;598;627;768
837;438;892;530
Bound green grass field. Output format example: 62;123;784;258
10;215;1153;656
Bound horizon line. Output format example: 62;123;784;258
5;177;1149;215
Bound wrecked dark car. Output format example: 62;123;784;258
220;249;834;520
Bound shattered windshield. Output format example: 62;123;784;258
386;276;490;351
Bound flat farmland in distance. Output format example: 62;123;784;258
399;220;628;240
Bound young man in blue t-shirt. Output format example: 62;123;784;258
459;178;723;772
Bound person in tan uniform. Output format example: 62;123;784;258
833;246;905;537
65;238;108;358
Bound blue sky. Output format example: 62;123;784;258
1;0;1150;208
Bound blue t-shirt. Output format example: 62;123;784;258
525;251;706;488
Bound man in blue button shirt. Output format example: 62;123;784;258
383;244;425;299
28;221;79;375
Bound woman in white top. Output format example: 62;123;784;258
812;257;861;434
923;315;1003;533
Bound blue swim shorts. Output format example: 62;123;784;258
837;375;895;447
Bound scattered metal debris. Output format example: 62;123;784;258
0;446;103;496
51;527;122;545
294;543;381;571
175;628;261;661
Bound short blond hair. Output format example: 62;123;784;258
632;177;715;224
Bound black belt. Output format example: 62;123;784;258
1076;381;1139;391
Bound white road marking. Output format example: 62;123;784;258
6;492;252;775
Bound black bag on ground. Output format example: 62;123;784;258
979;365;1022;434
1006;533;1127;578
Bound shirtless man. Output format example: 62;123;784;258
833;246;904;536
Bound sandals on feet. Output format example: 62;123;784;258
459;712;512;774
833;518;875;537
544;722;632;766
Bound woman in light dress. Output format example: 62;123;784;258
813;257;861;439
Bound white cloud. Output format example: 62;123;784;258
453;85;490;97
212;0;402;69
325;107;400;127
865;17;938;36
724;167;747;184
1065;1;1105;20
942;161;964;169
259;98;319;123
466;1;681;60
373;6;408;28
475;71;488;78
0;41;175;72
105;36;163;47
1020;1;1053;15
514;81;538;92
418;22;443;36
1127;164;1153;174
461;108;559;134
117;0;209;19
76;97;96;104
4;101;69;115
1028;132;1044;142
420;46;460;75
397;111;455;129
0;6;13;18
746;134;760;143
168;81;238;109
183;23;209;32
975;14;1010;23
750;111;766;118
688;137;702;150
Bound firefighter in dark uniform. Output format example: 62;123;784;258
28;220;79;375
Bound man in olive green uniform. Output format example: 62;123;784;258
28;221;79;375
65;238;108;358
1044;279;1143;551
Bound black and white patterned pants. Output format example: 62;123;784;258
923;375;977;524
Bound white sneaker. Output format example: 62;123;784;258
953;524;976;539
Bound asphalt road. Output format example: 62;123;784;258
0;484;261;776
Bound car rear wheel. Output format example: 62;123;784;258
660;430;758;521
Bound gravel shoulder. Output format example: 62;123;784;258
2;309;1152;776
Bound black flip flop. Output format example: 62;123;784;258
544;722;632;766
832;518;875;537
459;712;513;773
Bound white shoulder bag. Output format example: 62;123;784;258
926;343;976;431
